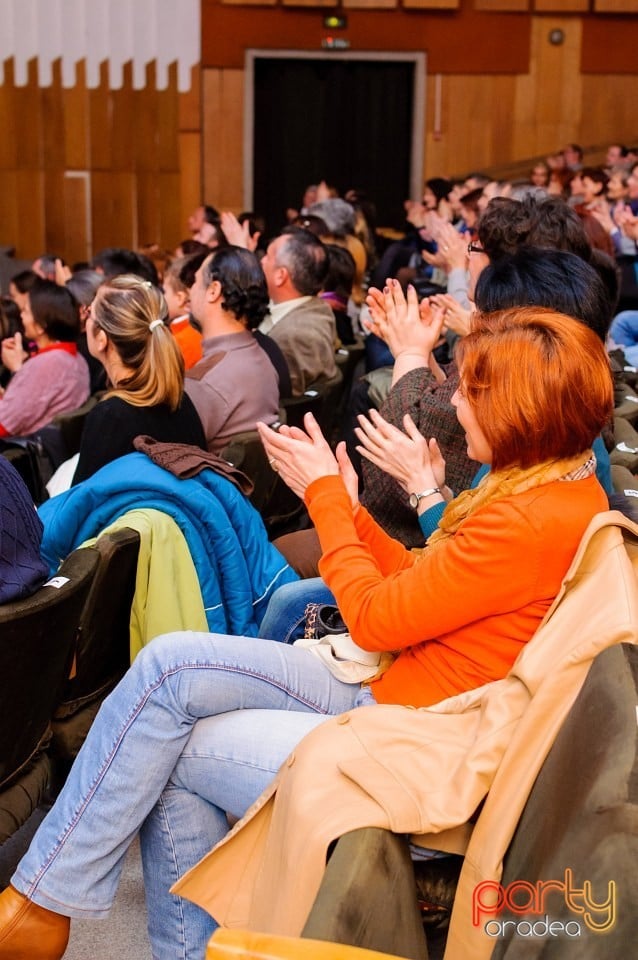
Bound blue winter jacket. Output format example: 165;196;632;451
38;453;298;636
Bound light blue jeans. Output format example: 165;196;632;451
258;576;335;644
12;632;371;959
611;310;638;364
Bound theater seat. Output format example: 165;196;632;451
0;546;99;846
220;431;279;515
207;929;416;960
51;528;141;765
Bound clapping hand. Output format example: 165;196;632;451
55;258;72;285
220;212;261;252
256;414;359;506
428;293;473;338
355;409;448;497
422;220;468;273
364;279;444;362
1;332;27;373
613;204;638;240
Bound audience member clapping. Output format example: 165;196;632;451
0;281;89;438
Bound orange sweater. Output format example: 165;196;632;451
171;316;203;370
306;473;607;708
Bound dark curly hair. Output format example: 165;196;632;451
478;196;591;263
203;246;268;330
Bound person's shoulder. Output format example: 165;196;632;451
519;473;604;508
45;347;85;367
91;394;125;410
287;297;334;322
473;475;606;535
86;395;129;423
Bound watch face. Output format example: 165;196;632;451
409;493;419;509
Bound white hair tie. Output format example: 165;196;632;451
149;319;163;332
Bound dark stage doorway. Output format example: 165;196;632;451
245;50;425;235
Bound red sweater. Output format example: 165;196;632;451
306;474;607;708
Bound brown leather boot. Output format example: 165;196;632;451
0;886;69;959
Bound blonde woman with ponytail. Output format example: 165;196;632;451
72;275;206;484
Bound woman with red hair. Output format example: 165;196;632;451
0;292;614;960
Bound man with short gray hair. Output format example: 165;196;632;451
259;228;339;396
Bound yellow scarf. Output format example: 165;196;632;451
426;450;594;551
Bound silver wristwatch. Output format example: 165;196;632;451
409;487;441;509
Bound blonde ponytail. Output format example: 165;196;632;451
93;274;185;411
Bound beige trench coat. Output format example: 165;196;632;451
174;512;638;958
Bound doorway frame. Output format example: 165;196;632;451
243;49;426;213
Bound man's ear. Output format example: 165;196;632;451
207;279;223;303
274;265;288;288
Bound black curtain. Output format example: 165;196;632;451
253;58;414;237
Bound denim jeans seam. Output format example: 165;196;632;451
177;752;289;775
154;793;187;960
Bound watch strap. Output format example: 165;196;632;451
409;487;441;509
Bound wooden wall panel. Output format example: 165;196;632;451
0;63;17;169
111;64;137;171
512;16;582;159
159;173;183;250
0;172;19;252
40;61;65;172
88;63;112;170
534;0;586;9
137;175;161;247
0;56;185;258
15;171;45;256
63;174;91;266
594;0;638;8
424;74;518;179
91;172;137;251
582;17;638;72
474;0;528;9
12;60;44;169
44;170;68;255
342;0;397;7
404;0;459;8
178;64;202;232
179;132;203;234
578;75;638;148
159;64;180;171
63;61;90;170
0;166;45;259
202;68;244;211
134;64;160;174
179;65;202;131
